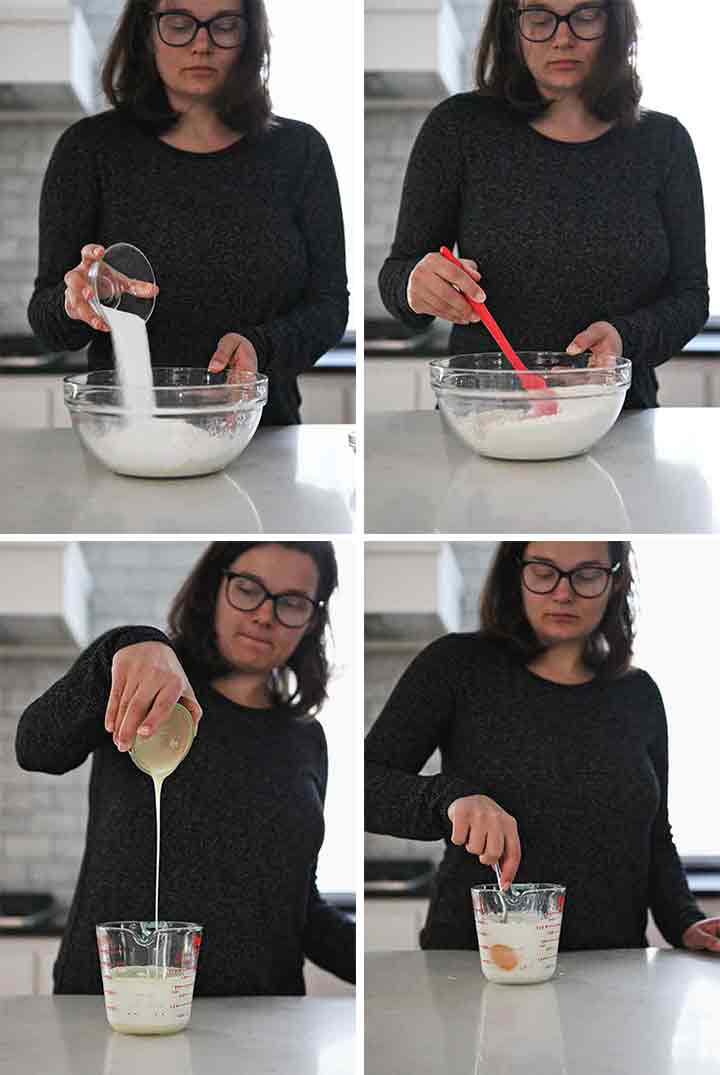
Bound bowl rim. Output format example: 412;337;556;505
63;366;269;391
429;351;631;376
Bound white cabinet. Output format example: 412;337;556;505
365;899;430;952
367;356;720;412
0;938;60;996
0;372;355;427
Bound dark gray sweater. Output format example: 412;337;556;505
28;109;349;426
365;633;704;951
378;95;709;409
15;626;355;995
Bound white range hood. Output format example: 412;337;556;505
365;0;463;99
0;543;91;651
365;542;463;640
0;0;97;113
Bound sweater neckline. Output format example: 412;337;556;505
521;663;599;690
526;120;620;149
150;132;249;160
204;681;285;715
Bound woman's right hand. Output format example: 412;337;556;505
104;642;203;752
63;244;159;334
407;252;486;324
447;794;521;889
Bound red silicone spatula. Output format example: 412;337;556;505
440;246;557;415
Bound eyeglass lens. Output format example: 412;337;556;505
226;576;315;625
157;12;246;48
518;5;609;42
522;562;611;597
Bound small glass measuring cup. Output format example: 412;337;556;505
96;920;203;1035
88;242;157;324
129;702;196;779
471;884;566;984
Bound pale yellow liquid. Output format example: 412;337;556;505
103;965;196;1035
129;705;194;926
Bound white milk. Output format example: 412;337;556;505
103;965;196;1035
476;911;562;984
444;386;624;461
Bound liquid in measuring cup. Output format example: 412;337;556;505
472;884;566;984
103;965;196;1035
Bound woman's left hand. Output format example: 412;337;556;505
208;333;258;378
566;321;623;368
681;918;720;953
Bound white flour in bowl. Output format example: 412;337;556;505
87;417;254;478
442;386;624;461
94;305;258;477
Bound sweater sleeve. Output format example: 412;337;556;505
377;98;464;332
27;121;102;352
15;625;174;775
609;119;708;370
241;126;348;379
302;723;356;983
642;675;705;947
365;635;482;841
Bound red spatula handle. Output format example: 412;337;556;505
439;246;548;392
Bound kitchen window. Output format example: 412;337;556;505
265;0;358;333
316;540;358;895
635;2;718;327
632;540;717;864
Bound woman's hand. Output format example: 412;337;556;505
63;245;159;333
682;918;720;953
208;333;258;379
407;252;486;324
104;642;203;752
566;321;623;367
447;794;522;889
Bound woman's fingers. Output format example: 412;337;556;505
408;252;486;320
136;682;187;740
63;265;110;332
179;689;203;726
498;820;522;888
114;682;164;751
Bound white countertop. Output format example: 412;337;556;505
1;426;355;534
365;409;720;533
366;949;720;1074
0;994;354;1074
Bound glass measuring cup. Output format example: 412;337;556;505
471;884;566;984
88;242;157;324
129;702;196;778
96;920;203;1035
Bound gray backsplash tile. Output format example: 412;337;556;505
0;542;205;908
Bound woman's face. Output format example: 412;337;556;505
521;541;616;647
516;2;607;100
150;0;246;104
214;545;321;677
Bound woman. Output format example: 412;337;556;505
378;1;708;408
28;0;348;425
16;541;355;994
365;541;720;954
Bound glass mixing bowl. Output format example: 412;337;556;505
64;367;268;478
429;352;631;461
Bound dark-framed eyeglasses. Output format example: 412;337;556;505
152;10;248;49
519;559;620;598
221;571;323;628
514;4;612;43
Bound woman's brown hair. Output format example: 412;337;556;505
480;541;635;678
475;1;642;126
167;542;338;718
101;0;273;137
